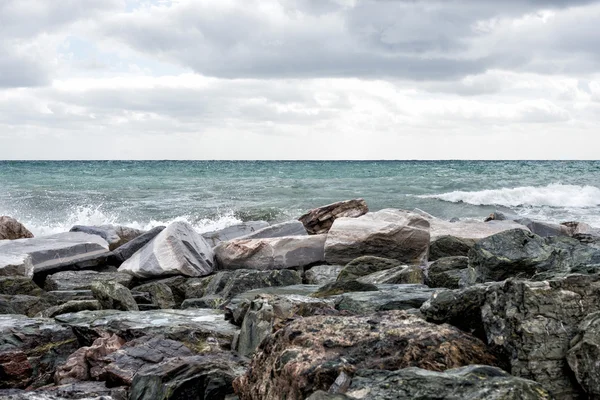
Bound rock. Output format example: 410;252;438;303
357;265;424;285
91;281;139;312
239;220;307;240
0;254;34;278
485;212;570;238
233;311;498;400
324;209;430;266
44;271;133;291
308;365;552;400
0;216;33;240
298;199;369;235
0;314;78;389
0;232;110;276
6;295;54;317
202;222;270;247
55;309;238;350
36;300;101;318
181;295;225;310
215;235;326;271
304;265;343;285
469;229;555;282
337;256;402;281
185;269;303;301
426;214;529;241
41;381;128;400
566;312;600;397
129;353;248;400
426;256;474;289
429;235;477;261
312;280;378;298
0;276;44;296
481;274;600;398
118;222;214;278
46;290;94;303
55;333;125;384
334;284;435;314
70;225;122;251
108;226;165;266
130;282;175;309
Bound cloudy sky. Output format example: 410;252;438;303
1;0;599;160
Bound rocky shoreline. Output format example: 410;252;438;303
1;200;600;399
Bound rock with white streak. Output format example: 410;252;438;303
239;220;307;240
298;199;369;235
202;221;270;247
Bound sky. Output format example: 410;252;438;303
1;0;600;160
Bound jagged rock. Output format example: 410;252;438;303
337;256;402;281
239;220;307;240
334;284;435;314
298;199;369;235
44;271;133;291
306;365;553;400
0;314;78;389
324;209;430;266
130;282;175;309
119;222;214;278
304;265;343;285
129;353;248;400
481;274;600;398
426;214;529;241
233;311;498;400
469;229;555;282
0;253;34;278
0;276;44;296
36;300;101;318
357;265;424;285
312;280;378;298
91;281;139;312
184;269;302;301
426;256;475;289
202;222;270;247
429;235;477;261
108;226;165;266
55;309;238;350
6;295;54;317
0;216;33;240
215;235;326;271
567;312;600;397
55;333;125;384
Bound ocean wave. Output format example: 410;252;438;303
419;183;600;208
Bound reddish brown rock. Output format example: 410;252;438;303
233;310;497;400
298;199;368;235
0;216;33;240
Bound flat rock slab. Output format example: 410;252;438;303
202;222;270;247
0;232;110;275
44;270;133;291
239;220;307;240
55;309;238;350
215;235;326;270
426;215;529;241
0;314;79;389
334;284;435;313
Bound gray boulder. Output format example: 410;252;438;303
44;270;133;291
118;222;214;278
312;280;378;298
567;312;600;397
35;300;101;318
0;216;33;240
324;209;430;266
0;253;34;278
91;281;139;311
298;198;369;235
304;265;343;285
202;221;269;247
426;256;475;289
108;226;165;266
427;214;530;241
0;276;44;296
337;256;402;281
215;235;326;270
334;284;435;314
356;264;424;285
0;232;109;275
70;225;122;250
239;220;307;240
130;282;175;309
429;235;476;261
0;294;53;317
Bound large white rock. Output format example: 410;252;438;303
0;232;110;274
215;235;327;270
202;221;269;247
423;214;529;241
119;221;215;278
324;209;430;266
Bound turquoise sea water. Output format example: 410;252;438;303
1;160;599;236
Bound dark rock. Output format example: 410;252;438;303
91;281;139;311
140;275;187;307
181;295;225;309
304;265;343;285
239;220;307;240
130;282;175;309
202;222;270;247
108;226;165;266
46;290;94;303
42;381;128;400
35;300;101;318
233;311;498;400
0;253;33;278
429;235;476;261
0;216;33;240
324;209;430;266
0;276;44;296
334;284;435;314
0;314;78;389
357;265;424;285
118;222;214;278
426;256;475;289
44;271;133;291
337;256;402;281
7;295;54;317
567;312;600;397
312;280;378;298
70;225;122;251
130;291;152;305
298;199;369;235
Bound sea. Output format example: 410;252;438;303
1;160;599;237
